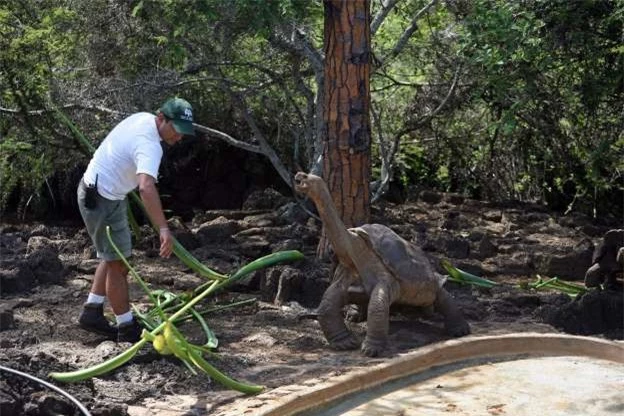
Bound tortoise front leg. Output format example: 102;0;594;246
361;279;399;357
318;266;360;350
584;263;604;288
435;288;470;337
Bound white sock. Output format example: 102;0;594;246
87;293;105;304
115;311;134;325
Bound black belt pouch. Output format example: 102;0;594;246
84;174;98;209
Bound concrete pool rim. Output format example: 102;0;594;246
253;333;624;416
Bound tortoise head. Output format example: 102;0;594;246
294;172;326;200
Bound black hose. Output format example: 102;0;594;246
0;364;91;416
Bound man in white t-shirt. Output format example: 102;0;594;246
77;97;195;343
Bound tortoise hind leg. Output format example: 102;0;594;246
434;288;470;337
346;284;369;322
318;265;360;350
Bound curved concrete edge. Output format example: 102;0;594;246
243;333;624;416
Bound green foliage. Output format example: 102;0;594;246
402;0;623;215
1;0;621;220
0;138;50;212
1;3;78;100
0;1;84;215
227;0;320;35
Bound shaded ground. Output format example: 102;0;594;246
1;189;622;415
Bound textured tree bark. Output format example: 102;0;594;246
318;0;372;259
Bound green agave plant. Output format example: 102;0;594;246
522;274;586;297
49;228;302;393
441;259;497;288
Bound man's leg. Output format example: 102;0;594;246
90;261;108;296
105;260;130;316
79;261;117;337
77;184;135;339
106;259;142;343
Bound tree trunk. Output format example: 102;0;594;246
318;0;372;259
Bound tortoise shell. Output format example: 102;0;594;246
592;229;624;265
351;223;445;288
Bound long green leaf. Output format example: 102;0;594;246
188;307;218;349
194;250;305;294
49;339;147;382
174;298;257;323
127;200;142;239
128;192;227;281
186;347;263;394
441;259;496;288
528;275;586;297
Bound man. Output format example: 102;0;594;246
76;97;195;342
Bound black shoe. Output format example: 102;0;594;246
117;319;142;343
78;303;117;338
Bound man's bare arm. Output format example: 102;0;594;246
137;173;173;257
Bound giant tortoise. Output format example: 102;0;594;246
294;172;470;357
585;229;623;290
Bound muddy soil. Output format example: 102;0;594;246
1;189;622;415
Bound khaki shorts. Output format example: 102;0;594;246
77;180;131;261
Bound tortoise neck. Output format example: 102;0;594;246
314;184;355;263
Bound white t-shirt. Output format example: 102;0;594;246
83;112;163;200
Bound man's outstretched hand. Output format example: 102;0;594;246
159;227;173;258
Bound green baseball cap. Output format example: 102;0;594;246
159;98;195;136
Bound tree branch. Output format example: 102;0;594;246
267;25;325;174
371;102;392;203
212;72;294;188
394;63;462;138
268;26;324;74
193;124;261;154
371;0;401;36
380;0;438;65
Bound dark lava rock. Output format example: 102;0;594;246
0;304;15;330
537;289;623;339
0;262;36;295
26;249;64;285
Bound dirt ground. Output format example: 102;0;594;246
1;189;622;415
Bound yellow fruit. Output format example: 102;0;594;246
153;335;172;355
164;322;188;360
